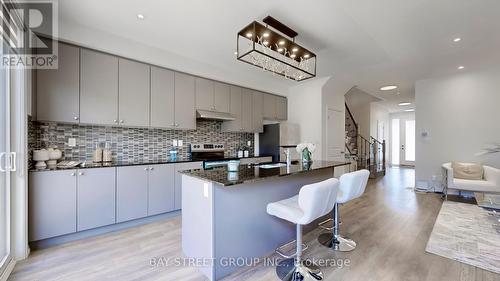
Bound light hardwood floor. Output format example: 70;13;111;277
9;168;500;281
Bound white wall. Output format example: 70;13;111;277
415;65;500;189
370;102;390;142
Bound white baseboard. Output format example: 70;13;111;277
0;259;16;281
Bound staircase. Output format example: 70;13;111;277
345;103;386;178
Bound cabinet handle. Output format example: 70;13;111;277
119;120;124;123
73;116;79;120
70;172;75;176
79;172;84;176
175;123;179;127
113;119;118;123
144;167;148;171
149;167;154;171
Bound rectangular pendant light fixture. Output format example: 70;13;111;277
236;16;317;81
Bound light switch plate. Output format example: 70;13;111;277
247;140;252;146
172;140;178;147
68;138;76;147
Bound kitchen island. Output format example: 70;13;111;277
180;161;349;280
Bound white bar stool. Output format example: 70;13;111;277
267;178;339;281
318;170;370;252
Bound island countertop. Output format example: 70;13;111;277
180;160;350;186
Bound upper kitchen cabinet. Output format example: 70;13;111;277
36;43;80;123
276;96;288;120
214;82;230;113
150;66;175;128
221;86;242;132
174;72;196;130
80;49;119;126
263;94;288;121
263;94;276;119
252;91;264;133
241;89;253;131
118;59;150;127
195;77;214;111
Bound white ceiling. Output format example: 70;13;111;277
56;0;500;112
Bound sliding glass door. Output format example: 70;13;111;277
0;42;12;275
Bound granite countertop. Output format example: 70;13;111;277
180;161;351;186
29;155;273;172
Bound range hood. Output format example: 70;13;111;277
196;110;236;121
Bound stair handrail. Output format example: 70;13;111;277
345;102;358;132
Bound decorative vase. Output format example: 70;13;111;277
302;147;312;163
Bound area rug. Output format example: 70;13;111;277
426;201;500;274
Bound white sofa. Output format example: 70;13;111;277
442;162;500;200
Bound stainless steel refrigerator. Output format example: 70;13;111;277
259;123;300;162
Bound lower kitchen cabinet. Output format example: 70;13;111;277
77;167;116;231
29;170;77;241
174;162;203;210
116;166;149;223
148;164;175;216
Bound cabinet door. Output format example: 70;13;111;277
148;164;175;216
276;96;288;120
151;67;175;128
241;89;253;131
174;72;196;130
214;82;230;113
195;77;214;111
77;167;116;231
36;43;80;123
174;162;203;210
116;166;148;223
263;94;277;119
252;91;264;133
118;59;150;127
221;86;242;132
29;170;77;241
80;49;119;125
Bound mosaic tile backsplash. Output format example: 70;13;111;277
28;119;254;165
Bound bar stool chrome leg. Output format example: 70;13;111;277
318;203;357;252
276;225;324;281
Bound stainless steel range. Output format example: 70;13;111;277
190;143;232;169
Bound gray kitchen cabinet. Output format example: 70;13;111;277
77;167;116;231
174;162;203;210
148;164;175;216
263;94;276;119
174;72;196;129
29;170;77;241
116;166;148;223
150;66;175;128
195;77;214;111
214;82;230;113
80;49;119;126
276;96;288;120
118;59;150;127
221;86;242;132
36;43;80;123
252;91;264;133
241;89;253;131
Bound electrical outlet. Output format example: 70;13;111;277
247;140;252;146
178;140;183;146
68;138;76;147
172;140;178;147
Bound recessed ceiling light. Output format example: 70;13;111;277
279;40;285;45
405;109;415;112
398;102;411;106
304;54;310;58
453;37;462;42
137;14;145;20
458;65;465;70
290;54;296;58
263;32;270;38
380;85;398;91
246;32;253;38
292;47;298;52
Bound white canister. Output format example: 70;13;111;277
244;150;249;158
227;160;240;172
237;150;244;158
